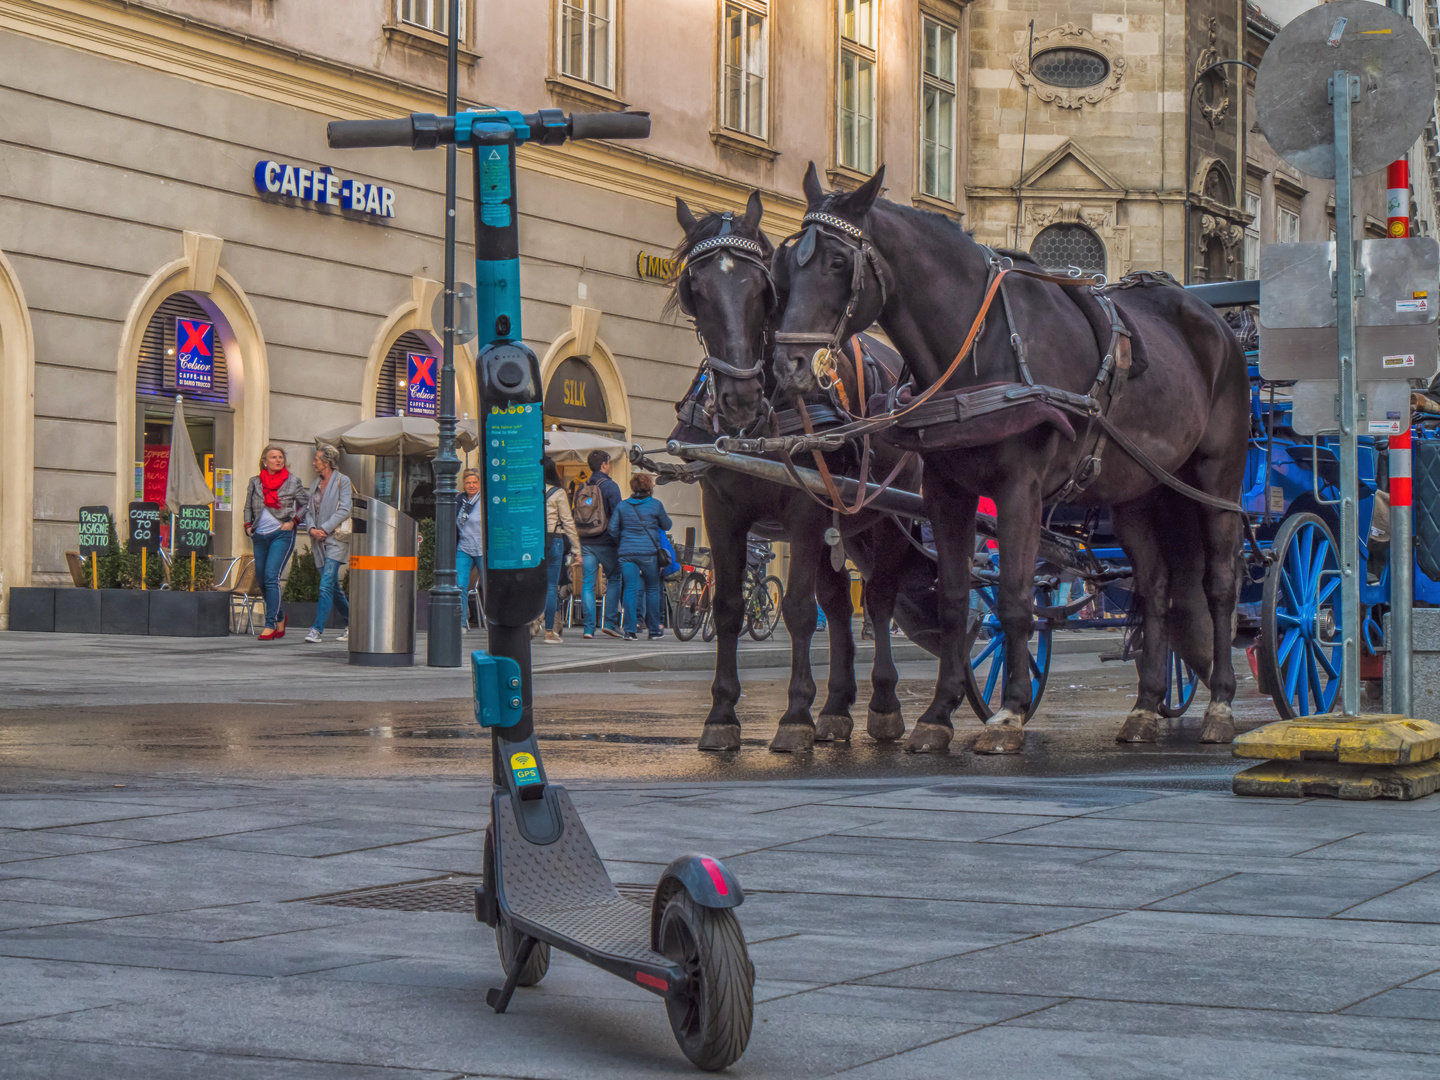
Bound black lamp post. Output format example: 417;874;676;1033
427;0;463;667
1183;58;1258;284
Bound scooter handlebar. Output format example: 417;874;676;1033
326;117;417;149
569;111;651;141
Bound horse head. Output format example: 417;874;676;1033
771;163;891;401
669;190;776;431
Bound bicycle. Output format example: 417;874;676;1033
670;539;784;642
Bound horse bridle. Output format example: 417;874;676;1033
772;211;891;368
680;213;777;385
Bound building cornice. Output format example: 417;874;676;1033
0;0;807;229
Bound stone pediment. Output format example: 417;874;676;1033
1020;141;1125;196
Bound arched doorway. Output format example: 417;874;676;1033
115;232;267;559
539;305;632;490
0;248;35;625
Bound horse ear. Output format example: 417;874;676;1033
802;162;825;207
676;196;698;234
842;166;886;219
742;189;764;234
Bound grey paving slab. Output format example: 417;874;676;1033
1337;873;1440;923
746;928;1020;985
838;1025;1440;1080
859;912;1440;1011
0;955;259;1024
816;784;1156;817
1297;832;1440;865
84;901;370;943
1149;869;1426;918
0;798;195;830
0;829;153;860
1343;987;1440;1020
837;810;1065;843
0;898;119;932
985;816;1360;857
52;807;318;842
206;820;474;858
0;1036;465;1080
1007;998;1440;1057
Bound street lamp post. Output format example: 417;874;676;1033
1183;58;1258;284
427;0;463;667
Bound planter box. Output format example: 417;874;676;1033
7;587;56;632
149;590;230;637
55;589;102;634
282;600;347;632
101;589;149;635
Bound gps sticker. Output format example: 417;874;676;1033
510;751;541;788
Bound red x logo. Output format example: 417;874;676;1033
410;354;436;387
177;321;211;356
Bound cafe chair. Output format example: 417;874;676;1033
214;554;260;635
65;551;89;588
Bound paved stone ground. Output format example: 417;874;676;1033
3;770;1440;1078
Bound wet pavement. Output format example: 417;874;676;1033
3;631;1439;1078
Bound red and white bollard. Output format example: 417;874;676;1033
1390;426;1413;715
1387;159;1410;239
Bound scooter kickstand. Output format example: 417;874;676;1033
485;934;537;1014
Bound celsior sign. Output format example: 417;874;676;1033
175;317;214;392
252;161;396;218
407;352;438;417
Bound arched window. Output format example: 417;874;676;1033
375;330;436;417
1030;223;1106;274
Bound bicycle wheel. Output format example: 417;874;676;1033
673;572;708;642
702;610;717;642
747;576;784;641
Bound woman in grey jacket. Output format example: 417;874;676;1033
304;443;353;643
608;472;672;640
243;443;307;640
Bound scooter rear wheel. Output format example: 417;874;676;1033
495;919;550;987
657;890;754;1071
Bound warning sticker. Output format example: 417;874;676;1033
1369;420;1404;435
1382;354;1416;369
1395;299;1429;313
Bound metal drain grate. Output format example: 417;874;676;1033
302;877;655;913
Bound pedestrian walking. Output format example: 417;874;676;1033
242;443;306;641
575;449;623;639
303;443;352;644
608;471;672;640
457;468;485;630
543;457;582;644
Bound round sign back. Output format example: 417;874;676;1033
1254;0;1434;179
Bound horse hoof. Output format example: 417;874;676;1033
1115;709;1160;743
867;708;906;743
815;713;854;743
698;724;741;752
1198;702;1235;744
973;711;1026;755
903;722;953;754
769;724;815;753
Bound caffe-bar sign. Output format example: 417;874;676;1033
253;161;396;218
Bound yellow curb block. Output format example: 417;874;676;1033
1232;714;1440;765
1233;757;1440;800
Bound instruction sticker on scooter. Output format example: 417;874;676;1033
509;752;541;787
485;403;545;569
1383;353;1416;368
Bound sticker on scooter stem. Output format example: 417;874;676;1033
509;752;541;787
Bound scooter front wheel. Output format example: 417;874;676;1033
495;919;550;987
657;890;754;1071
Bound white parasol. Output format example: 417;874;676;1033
541;427;631;464
317;414;480;507
165;396;217;513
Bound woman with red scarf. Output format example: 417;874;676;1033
243;444;307;640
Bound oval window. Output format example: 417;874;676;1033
1030;47;1110;89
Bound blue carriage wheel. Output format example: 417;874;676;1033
964;584;1053;721
1259;512;1342;720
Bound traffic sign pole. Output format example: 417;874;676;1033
1334;70;1362;717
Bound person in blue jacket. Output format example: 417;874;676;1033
608;471;673;640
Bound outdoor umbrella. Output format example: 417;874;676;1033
541;427;631;463
317;414;480;509
165;396;217;513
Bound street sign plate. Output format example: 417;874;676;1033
1289;380;1411;437
1254;0;1434;179
431;282;477;346
1358;239;1440;327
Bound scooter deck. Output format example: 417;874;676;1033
493;788;681;991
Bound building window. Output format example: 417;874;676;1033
398;0;462;37
1030;223;1106;274
560;0;615;89
1278;206;1300;244
920;15;956;202
837;0;878;174
1243;191;1260;279
722;1;767;138
1030;46;1109;89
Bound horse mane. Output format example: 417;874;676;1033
663;209;775;320
813;188;1044;267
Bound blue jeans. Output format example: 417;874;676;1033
620;554;663;636
251;528;295;629
313;557;350;632
544;535;567;631
582;543;621;634
457;550;484;628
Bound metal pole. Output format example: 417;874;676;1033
1334;70;1362;717
1392;428;1414;714
427;0;463;667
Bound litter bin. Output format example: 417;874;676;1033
348;495;418;666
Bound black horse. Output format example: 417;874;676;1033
668;192;938;753
764;164;1249;755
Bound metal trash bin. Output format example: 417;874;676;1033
348;495;417;666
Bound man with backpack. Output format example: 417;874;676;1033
575;450;624;638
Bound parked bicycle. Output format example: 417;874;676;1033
672;538;783;642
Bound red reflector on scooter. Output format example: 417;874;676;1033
636;972;667;990
700;856;729;896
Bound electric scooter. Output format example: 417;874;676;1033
327;108;755;1071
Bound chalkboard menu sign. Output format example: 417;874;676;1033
78;506;112;557
127;501;162;553
175;505;213;555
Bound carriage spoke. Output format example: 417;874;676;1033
1277;626;1301;665
1315;646;1339;680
